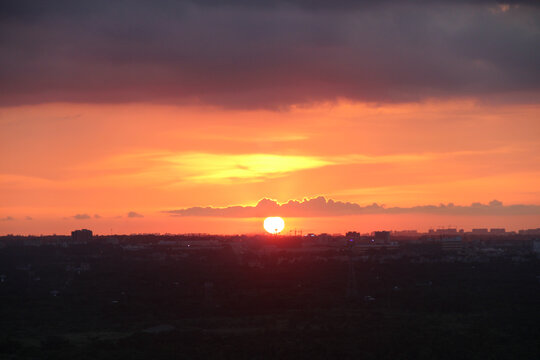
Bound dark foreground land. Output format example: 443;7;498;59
0;235;539;359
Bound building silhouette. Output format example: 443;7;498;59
71;229;92;244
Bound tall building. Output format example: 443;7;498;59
430;228;458;235
392;230;419;237
71;229;92;244
519;228;540;235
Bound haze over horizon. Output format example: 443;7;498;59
1;0;540;235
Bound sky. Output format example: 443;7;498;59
1;0;540;235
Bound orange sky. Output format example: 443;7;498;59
1;100;539;235
2;2;540;235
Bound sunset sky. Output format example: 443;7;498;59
1;0;539;235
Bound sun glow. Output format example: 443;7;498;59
263;217;285;234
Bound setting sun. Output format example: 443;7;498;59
263;217;285;234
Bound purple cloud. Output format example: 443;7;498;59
164;196;540;217
1;1;539;108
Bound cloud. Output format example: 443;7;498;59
164;196;540;217
75;151;337;185
1;216;15;221
78;149;490;186
93;214;101;219
162;152;333;183
127;211;144;218
73;213;91;220
0;1;538;108
25;216;33;220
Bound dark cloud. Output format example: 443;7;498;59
73;213;91;220
0;1;538;108
164;196;540;217
1;216;15;221
127;211;144;218
1;1;536;18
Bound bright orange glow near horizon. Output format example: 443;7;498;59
1;100;540;235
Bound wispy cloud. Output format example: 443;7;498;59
70;151;336;185
161;153;333;183
164;197;540;217
73;213;91;220
0;145;514;194
74;148;508;186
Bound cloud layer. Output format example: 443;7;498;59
1;0;539;108
164;196;540;217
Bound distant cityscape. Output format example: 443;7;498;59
1;226;539;261
2;226;539;358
